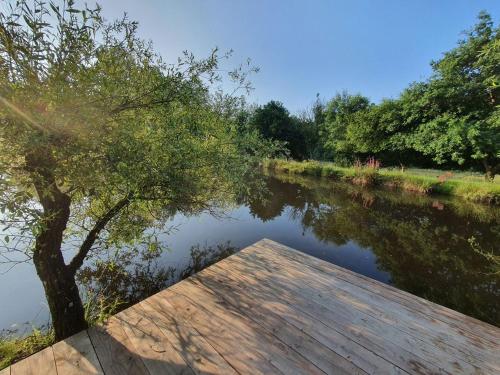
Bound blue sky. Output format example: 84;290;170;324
100;0;499;113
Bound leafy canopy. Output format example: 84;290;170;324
410;11;499;173
323;91;370;157
0;0;273;261
247;100;311;160
311;12;499;176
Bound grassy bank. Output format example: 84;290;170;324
263;159;500;205
0;329;54;370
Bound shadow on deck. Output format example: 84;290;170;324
3;239;500;374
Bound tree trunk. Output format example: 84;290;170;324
33;244;88;340
482;158;497;182
485;169;495;181
27;151;88;340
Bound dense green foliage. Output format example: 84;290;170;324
0;0;273;339
246;12;499;179
323;92;371;160
241;100;312;159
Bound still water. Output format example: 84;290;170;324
1;172;499;332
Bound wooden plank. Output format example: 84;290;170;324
88;318;149;375
138;300;238;375
233;247;496;373
114;305;195;375
193;263;405;374
232;245;499;373
252;241;500;372
180;273;367;375
8;239;500;375
207;251;479;374
249;241;500;368
10;347;57;375
167;283;328;375
256;239;500;342
168;280;379;375
145;291;281;375
153;286;330;375
52;330;103;374
251;239;500;347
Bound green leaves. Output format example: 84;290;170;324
309;12;499;176
412;115;469;165
0;0;273;263
322;92;371;158
246;101;303;159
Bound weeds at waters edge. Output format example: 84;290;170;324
351;157;380;187
263;159;500;205
0;328;54;370
469;237;500;275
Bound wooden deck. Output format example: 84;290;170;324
3;239;499;375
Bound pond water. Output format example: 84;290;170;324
0;172;499;333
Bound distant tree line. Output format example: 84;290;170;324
241;12;499;179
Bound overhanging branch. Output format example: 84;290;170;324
67;194;132;275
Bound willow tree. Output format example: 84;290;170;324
0;0;271;339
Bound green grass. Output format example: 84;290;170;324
0;328;55;370
263;159;500;205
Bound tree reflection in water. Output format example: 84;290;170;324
76;242;238;323
243;172;500;326
13;172;498;329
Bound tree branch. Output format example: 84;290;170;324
67;194;132;275
109;94;177;115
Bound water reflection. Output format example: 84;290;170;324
244;173;500;325
0;173;499;331
76;243;238;324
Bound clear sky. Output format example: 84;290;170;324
99;0;500;113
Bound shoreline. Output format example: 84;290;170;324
263;159;500;206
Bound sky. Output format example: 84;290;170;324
95;0;500;113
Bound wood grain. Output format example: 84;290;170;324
221;244;494;373
10;347;56;375
182;272;367;375
115;305;194;375
88;317;149;375
8;239;500;374
138;299;238;375
53;330;103;374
